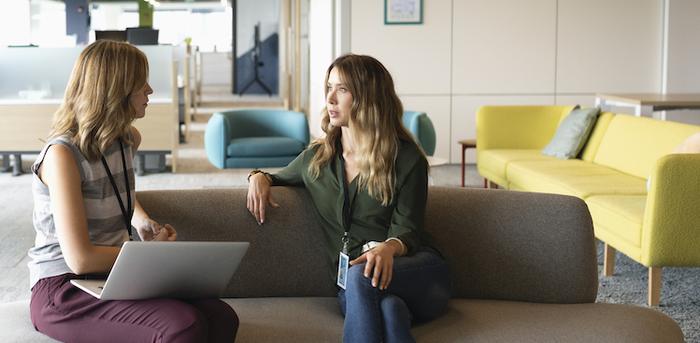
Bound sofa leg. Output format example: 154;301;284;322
483;178;488;188
648;267;662;306
603;244;615;276
487;180;499;189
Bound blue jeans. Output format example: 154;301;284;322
337;247;450;343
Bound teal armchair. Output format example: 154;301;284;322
403;111;436;156
205;109;309;168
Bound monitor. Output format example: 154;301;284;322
95;30;127;42
126;27;159;45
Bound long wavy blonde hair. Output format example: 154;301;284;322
308;54;420;206
50;40;149;161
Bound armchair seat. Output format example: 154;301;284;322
227;137;305;157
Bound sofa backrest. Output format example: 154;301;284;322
138;187;598;303
579;111;615;162
591;114;700;178
477;106;575;150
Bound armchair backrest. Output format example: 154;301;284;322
403;111;436;156
221;109;310;144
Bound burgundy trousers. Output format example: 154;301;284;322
30;274;238;343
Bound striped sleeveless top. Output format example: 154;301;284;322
28;135;135;289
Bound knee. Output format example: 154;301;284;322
346;264;373;293
161;305;208;342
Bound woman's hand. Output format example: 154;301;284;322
247;173;279;225
135;218;177;241
350;240;403;290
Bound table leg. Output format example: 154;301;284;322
1;154;10;172
136;154;146;176
12;153;22;176
461;144;466;187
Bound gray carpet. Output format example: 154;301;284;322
1;128;698;341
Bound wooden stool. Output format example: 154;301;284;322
458;139;477;187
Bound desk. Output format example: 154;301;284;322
458;139;477;188
595;93;700;119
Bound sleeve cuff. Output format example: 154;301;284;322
385;237;407;256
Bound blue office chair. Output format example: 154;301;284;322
402;111;436;156
205;109;309;168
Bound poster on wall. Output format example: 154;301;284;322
384;0;423;25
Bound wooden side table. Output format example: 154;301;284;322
458;139;477;187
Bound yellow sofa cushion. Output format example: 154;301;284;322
593;114;700;178
477;150;553;187
586;195;646;262
506;160;647;199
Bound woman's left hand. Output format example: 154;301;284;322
350;242;401;290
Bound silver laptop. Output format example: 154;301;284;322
70;241;249;300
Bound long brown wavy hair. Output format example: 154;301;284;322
50;40;149;161
308;54;420;206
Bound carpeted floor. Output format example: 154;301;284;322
1;122;698;341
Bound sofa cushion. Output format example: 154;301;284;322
586;195;646;260
223;298;682;343
507;160;647;198
542;107;600;159
227;137;305;157
478;149;553;186
414;299;683;343
4;297;682;343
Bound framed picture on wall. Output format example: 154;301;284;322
384;0;423;25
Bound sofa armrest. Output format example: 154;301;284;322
204;113;231;169
426;187;598;304
476;105;574;151
642;153;700;266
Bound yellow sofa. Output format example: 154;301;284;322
476;105;700;306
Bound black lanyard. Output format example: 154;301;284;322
338;143;354;254
100;140;132;238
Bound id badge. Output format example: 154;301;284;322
337;251;350;289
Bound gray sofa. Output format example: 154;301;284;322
0;187;683;342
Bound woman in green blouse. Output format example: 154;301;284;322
247;54;450;342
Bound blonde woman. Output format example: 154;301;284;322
247;54;450;342
28;40;238;342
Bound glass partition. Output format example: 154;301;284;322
0;45;176;102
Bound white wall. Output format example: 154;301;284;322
664;0;700;125
344;0;672;164
308;0;334;137
352;0;453;161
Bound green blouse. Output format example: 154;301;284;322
270;139;432;272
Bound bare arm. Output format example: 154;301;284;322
129;126;177;241
40;144;120;275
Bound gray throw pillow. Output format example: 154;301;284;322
542;107;600;159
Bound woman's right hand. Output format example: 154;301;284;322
246;173;279;224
